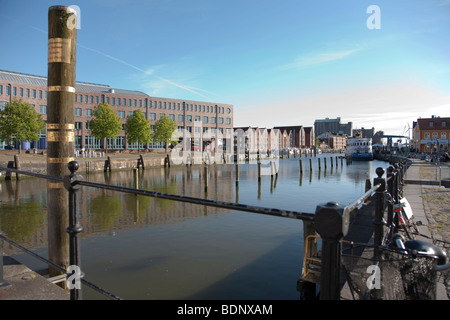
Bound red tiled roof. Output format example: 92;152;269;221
417;117;450;130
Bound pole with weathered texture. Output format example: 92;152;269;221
47;5;77;280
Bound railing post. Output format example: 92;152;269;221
392;165;399;234
64;161;84;300
386;166;394;228
314;202;350;300
373;167;386;257
397;162;404;197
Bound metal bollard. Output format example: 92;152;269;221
314;202;350;300
386;166;394;228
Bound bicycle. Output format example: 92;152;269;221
389;233;450;299
381;193;422;246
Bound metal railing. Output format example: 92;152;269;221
0;157;410;300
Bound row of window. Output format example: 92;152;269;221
0;85;232;114
428;121;447;128
74;121;233;134
178;127;232;135
2;101;233;126
423;132;448;140
80;136;165;150
73;108;232;124
0;85;47;99
74;94;232;114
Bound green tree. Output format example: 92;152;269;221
0;99;45;154
88;103;122;152
125;109;152;152
152;115;178;153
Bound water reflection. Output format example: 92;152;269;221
0;156;391;299
0;156;388;246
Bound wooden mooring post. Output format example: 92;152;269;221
138;154;146;169
104;156;112;172
47;5;77;280
204;166;209;192
257;162;261;181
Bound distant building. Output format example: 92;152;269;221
303;127;315;148
0;69;234;151
372;130;384;145
273;125;305;148
234;124;317;154
314;117;352;137
317;132;347;151
413;116;450;153
353;127;375;139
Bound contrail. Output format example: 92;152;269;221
77;45;213;99
77;44;212;99
3;14;213;99
77;44;148;74
157;77;210;99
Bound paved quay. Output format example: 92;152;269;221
403;159;450;299
0;255;68;300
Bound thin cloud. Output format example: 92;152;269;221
78;44;147;74
279;49;360;69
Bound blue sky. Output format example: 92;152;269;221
1;0;449;136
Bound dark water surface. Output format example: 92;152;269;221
0;155;391;299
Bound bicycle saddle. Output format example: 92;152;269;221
404;239;448;266
391;234;448;265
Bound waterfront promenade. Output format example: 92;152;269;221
403;159;450;299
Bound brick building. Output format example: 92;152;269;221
0;69;234;151
234;125;315;154
317;132;347;151
413;116;450;153
303;127;315;148
273;125;305;149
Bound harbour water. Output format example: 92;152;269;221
0;155;391;299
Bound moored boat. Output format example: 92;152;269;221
346;137;373;161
